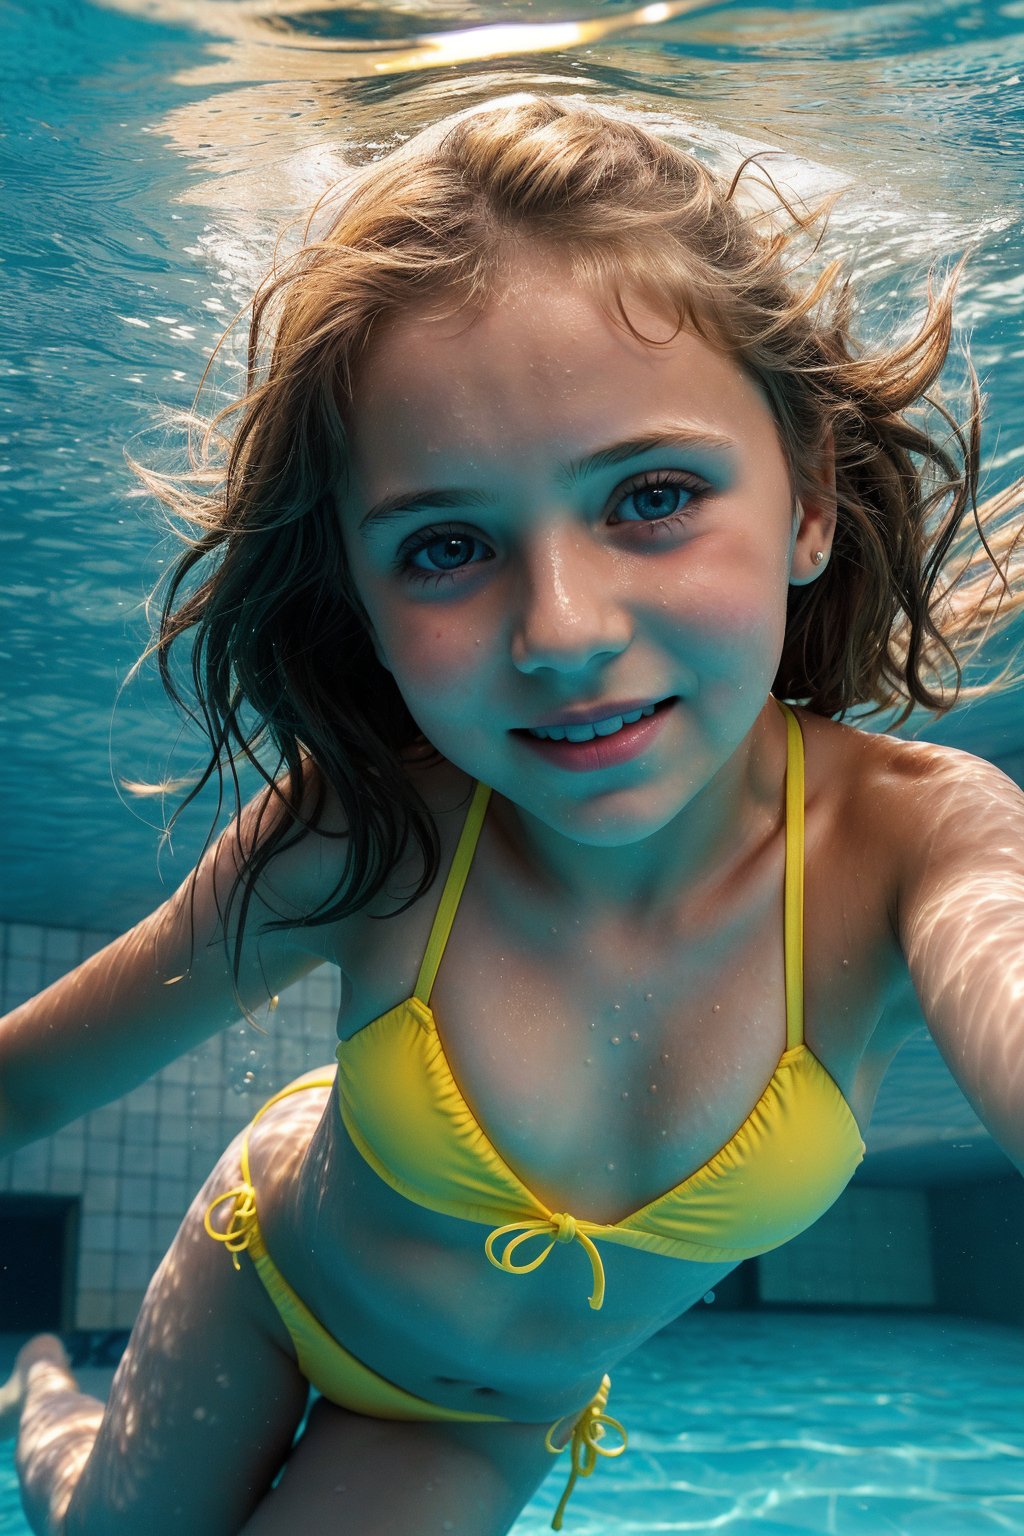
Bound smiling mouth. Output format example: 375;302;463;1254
513;696;677;744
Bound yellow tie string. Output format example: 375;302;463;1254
203;1077;336;1273
544;1374;628;1530
203;1183;259;1272
484;1214;607;1310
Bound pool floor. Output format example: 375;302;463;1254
3;1310;1022;1533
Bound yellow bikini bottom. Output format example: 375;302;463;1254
204;1092;627;1530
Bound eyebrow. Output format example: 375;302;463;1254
356;427;738;536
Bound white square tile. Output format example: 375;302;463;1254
5;956;44;1004
80;1213;117;1253
76;1290;115;1329
113;1250;156;1290
84;1176;120;1214
123;1114;154;1147
77;1251;116;1290
85;1140;119;1174
116;1214;151;1252
156;1113;190;1146
112;1291;144;1330
43;928;81;964
121;1176;154;1214
5;923;46;960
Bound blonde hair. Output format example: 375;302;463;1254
131;95;1024;960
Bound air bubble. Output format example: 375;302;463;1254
610;1036;621;1046
703;1291;715;1305
621;1090;629;1100
629;1030;640;1041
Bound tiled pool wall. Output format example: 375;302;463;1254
0;919;340;1330
2;918;1022;1333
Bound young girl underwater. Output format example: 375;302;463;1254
3;93;1024;1536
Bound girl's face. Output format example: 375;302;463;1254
341;251;832;846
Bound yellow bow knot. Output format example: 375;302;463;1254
203;1183;259;1272
545;1374;628;1530
484;1214;606;1310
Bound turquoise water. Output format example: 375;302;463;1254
4;1312;1024;1532
4;0;1024;926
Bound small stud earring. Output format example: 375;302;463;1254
812;550;826;565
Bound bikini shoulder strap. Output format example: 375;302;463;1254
775;699;805;1050
413;779;493;1005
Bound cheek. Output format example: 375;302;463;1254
379;605;487;706
659;560;785;647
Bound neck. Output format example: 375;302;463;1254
489;698;788;919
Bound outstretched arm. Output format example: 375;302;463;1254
897;747;1024;1177
0;770;349;1157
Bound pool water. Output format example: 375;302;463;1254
4;1310;1023;1533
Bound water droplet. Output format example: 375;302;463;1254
621;1090;629;1100
243;1071;255;1085
606;1161;616;1172
661;1052;670;1063
192;1406;207;1421
610;1035;621;1046
584;1057;592;1066
629;1030;640;1041
588;1020;596;1029
703;1291;716;1305
842;957;850;968
648;1083;658;1093
612;1003;621;1012
644;992;653;1002
712;1003;720;1014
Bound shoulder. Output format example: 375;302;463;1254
880;736;1024;916
799;706;1020;830
230;748;475;954
794;711;1022;933
803;714;1024;921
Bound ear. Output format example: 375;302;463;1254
789;431;837;588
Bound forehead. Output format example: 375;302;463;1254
346;250;774;478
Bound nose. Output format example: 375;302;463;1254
510;532;632;675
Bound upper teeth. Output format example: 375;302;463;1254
528;704;656;742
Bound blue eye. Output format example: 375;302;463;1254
611;471;706;523
398;529;492;584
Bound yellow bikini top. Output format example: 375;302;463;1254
335;700;866;1310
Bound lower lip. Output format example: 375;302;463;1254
514;698;677;773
